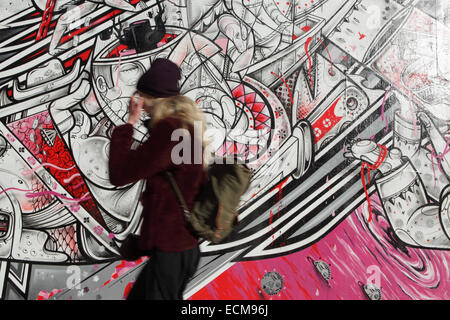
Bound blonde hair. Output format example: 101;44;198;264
139;92;211;166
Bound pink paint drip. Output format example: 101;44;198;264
22;163;76;176
0;187;37;196
115;49;136;87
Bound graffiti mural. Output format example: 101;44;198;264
0;0;449;300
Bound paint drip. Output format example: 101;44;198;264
361;144;387;222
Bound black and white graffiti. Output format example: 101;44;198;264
0;0;449;300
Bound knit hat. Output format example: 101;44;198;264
136;58;181;97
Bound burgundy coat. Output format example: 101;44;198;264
108;116;207;252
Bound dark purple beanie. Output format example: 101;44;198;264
136;58;181;97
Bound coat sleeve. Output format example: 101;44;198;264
108;119;178;186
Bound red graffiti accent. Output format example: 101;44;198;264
23;163;75;175
301;25;312;32
102;257;149;287
159;33;177;45
24;32;38;41
317;38;333;76
8;112;105;227
268;177;289;244
358;32;366;40
36;0;56;41
269;210;275;241
64;49;92;68
24;48;47;61
311;96;343;143
123;281;135;299
232;83;270;132
271;72;294;105
244;92;256;105
312;244;320;256
271;177;289;202
37;288;62;300
361;144;387;222
106;44;130;58
305;37;313;89
232;84;245;98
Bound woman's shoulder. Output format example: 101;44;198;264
156;116;192;130
152;116;181;129
162;116;183;125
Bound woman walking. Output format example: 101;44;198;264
108;58;208;300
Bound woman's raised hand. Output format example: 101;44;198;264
127;94;144;125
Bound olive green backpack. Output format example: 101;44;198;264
165;161;252;244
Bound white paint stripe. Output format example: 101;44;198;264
0;261;8;299
246;186;375;257
0;8;35;25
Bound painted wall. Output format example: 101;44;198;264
0;0;449;300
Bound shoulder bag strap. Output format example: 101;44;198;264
164;171;191;218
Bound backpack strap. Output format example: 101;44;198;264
164;171;191;218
